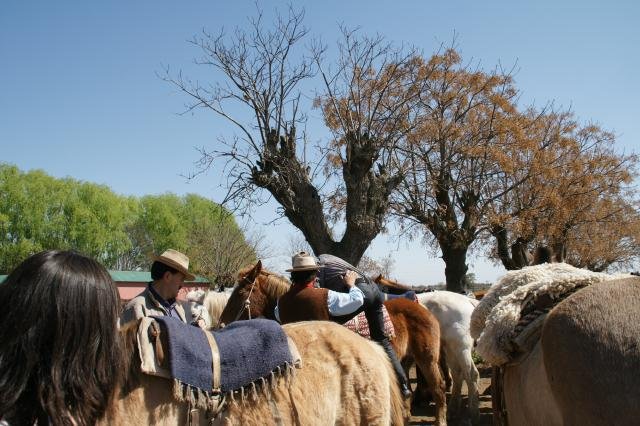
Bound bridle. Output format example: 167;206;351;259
232;273;260;322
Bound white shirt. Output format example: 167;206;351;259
274;286;364;322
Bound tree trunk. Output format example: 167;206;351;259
441;243;469;293
491;225;532;270
253;130;398;266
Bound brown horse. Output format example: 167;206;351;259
219;261;447;425
376;274;480;421
472;264;640;426
102;318;406;425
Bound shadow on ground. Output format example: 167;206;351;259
407;366;493;426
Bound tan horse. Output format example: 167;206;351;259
102;318;406;425
219;261;447;426
473;265;640;426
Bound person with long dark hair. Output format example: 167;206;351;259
0;250;123;425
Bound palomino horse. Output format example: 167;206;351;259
376;274;480;420
219;261;447;425
103;318;405;425
472;263;640;426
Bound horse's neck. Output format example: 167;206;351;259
255;275;289;319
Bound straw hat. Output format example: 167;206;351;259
286;251;320;272
152;249;195;281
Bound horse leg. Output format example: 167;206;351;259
444;340;479;421
440;346;452;391
448;367;463;418
416;356;447;426
412;365;431;407
462;347;480;421
413;347;450;408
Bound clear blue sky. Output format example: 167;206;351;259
2;0;638;285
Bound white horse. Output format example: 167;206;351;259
186;289;231;329
418;291;480;420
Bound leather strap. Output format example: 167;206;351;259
203;330;222;390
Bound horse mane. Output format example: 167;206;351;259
117;320;143;395
260;270;291;300
236;263;290;299
102;321;141;422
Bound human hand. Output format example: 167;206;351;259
343;270;358;287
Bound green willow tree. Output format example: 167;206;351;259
115;193;257;282
0;165;255;278
0;164;135;272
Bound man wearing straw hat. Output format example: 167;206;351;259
120;249;209;328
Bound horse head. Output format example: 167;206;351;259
219;261;267;326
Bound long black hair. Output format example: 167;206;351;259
0;250;123;425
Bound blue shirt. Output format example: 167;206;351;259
274;286;364;322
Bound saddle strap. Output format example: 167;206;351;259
491;366;509;426
203;330;222;391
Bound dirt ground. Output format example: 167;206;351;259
408;365;493;426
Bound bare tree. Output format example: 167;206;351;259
189;217;258;288
286;231;312;255
162;6;421;264
357;254;395;279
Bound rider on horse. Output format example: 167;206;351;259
276;252;412;399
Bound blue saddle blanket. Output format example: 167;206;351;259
151;316;294;394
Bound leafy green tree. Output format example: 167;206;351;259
136;193;190;255
119;193;256;283
0;164;135;272
0;165;256;279
182;194;257;285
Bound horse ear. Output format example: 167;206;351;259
243;260;262;285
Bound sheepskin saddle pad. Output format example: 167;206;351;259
343;305;396;339
470;263;627;366
140;316;301;409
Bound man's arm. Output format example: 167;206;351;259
327;271;364;316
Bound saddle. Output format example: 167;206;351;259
472;263;625;366
342;306;396;340
136;316;302;412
